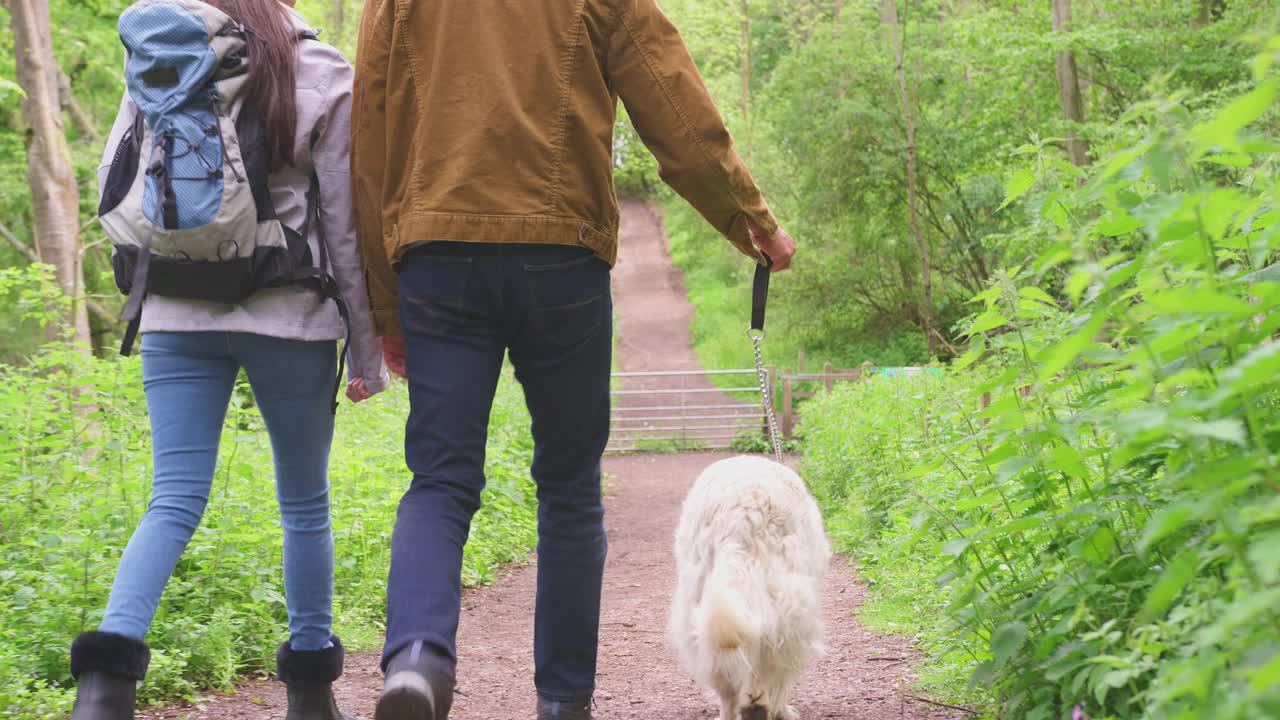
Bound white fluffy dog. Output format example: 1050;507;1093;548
669;456;830;720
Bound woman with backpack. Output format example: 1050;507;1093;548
67;0;385;718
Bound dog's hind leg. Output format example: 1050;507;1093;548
716;687;739;720
760;677;800;720
718;695;737;720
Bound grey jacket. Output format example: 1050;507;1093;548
99;7;387;393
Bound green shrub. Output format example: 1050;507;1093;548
802;38;1280;720
0;266;537;718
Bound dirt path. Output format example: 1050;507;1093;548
607;201;763;451
142;201;958;719
612;200;701;375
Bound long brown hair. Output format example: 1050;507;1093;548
208;0;298;169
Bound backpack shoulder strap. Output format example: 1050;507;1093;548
301;172;327;271
296;171;348;413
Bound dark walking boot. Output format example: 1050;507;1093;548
536;697;593;720
277;636;355;720
68;631;150;720
375;640;455;720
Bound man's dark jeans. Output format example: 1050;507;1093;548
384;242;611;704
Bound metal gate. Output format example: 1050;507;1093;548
606;369;769;453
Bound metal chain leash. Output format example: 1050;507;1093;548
750;329;784;464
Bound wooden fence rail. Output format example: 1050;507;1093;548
778;361;868;438
776;355;944;438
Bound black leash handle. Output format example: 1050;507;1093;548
750;253;773;335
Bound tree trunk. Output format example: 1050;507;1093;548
1192;0;1226;27
11;0;91;350
331;0;344;43
58;71;100;142
881;0;937;358
739;0;752;159
1052;0;1090;168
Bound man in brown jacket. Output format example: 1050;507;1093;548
351;2;795;719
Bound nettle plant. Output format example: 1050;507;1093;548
0;264;541;717
935;35;1280;720
0;266;153;717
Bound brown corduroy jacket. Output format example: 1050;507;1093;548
351;0;777;336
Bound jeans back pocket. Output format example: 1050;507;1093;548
524;251;610;351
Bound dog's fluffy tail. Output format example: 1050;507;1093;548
699;546;763;689
702;554;759;651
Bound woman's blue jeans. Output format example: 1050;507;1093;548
99;331;338;651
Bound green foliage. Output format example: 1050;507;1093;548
645;0;1272;370
727;431;800;455
0;268;537;720
0;265;71;363
665;196;929;374
802;37;1280;720
293;0;360;58
613;106;660;198
0;0;137;352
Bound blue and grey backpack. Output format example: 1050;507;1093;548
99;0;349;404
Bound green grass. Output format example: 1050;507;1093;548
0;308;536;719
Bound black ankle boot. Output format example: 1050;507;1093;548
68;631;150;720
375;640;455;720
276;636;355;720
536;697;594;720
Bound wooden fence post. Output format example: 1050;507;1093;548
823;361;835;392
782;367;794;439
